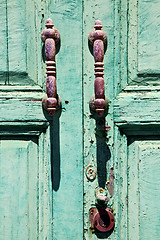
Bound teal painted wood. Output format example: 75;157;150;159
0;0;7;84
0;0;46;86
50;0;83;239
128;139;160;240
0;0;160;239
128;0;160;83
0;137;38;239
0;1;52;239
83;0;115;239
7;0;26;73
0;129;52;240
113;0;160;239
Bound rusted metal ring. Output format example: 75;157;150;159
94;208;115;232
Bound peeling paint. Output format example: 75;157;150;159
106;168;114;197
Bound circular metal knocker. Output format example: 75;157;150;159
90;207;115;232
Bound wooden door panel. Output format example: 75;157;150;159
128;0;160;85
128;138;160;240
51;1;83;238
0;0;84;238
0;0;159;239
0;0;43;86
114;130;160;240
0;137;38;239
0;129;53;240
83;0;115;237
0;0;7;82
138;0;160;74
114;91;160;124
114;0;160;91
114;0;160;239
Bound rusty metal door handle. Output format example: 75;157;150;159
41;19;61;116
88;20;108;118
89;188;115;233
89;207;115;233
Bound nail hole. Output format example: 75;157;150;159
65;100;69;104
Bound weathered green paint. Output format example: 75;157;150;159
0;137;38;239
0;0;160;239
128;139;160;240
51;1;83;239
83;0;115;239
0;0;83;239
113;0;160;239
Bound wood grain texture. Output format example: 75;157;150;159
0;128;52;240
7;0;26;73
0;137;38;239
0;0;7;84
0;1;52;239
115;0;160;88
0;0;160;239
113;126;128;240
50;0;83;239
0;0;47;86
113;0;160;240
114;92;160;124
83;0;115;239
128;0;160;85
138;0;160;74
128;139;160;240
39;129;53;239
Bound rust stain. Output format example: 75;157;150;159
126;195;128;206
107;167;114;197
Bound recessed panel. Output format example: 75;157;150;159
0;0;39;85
128;138;160;240
127;0;160;85
0;136;38;240
138;0;160;73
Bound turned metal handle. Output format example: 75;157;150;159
88;20;108;117
41;18;61;116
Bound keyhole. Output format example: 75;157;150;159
99;209;110;228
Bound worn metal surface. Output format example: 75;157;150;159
89;207;115;233
95;187;110;204
86;164;97;181
88;20;108;117
41;18;61;116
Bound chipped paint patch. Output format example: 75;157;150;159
106;167;114;197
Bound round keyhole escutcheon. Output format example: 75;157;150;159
93;208;115;232
86;164;96;181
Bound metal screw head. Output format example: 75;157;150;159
96;187;110;203
86;164;96;181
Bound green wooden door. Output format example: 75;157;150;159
0;0;160;239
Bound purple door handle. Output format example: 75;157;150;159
88;20;108;118
41;19;61;116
